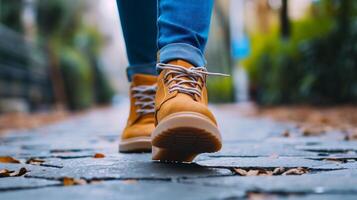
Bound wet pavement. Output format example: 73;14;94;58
1;101;356;199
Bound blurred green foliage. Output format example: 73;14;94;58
243;0;357;105
35;0;114;110
0;0;23;32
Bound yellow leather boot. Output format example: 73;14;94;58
119;74;157;152
152;60;223;162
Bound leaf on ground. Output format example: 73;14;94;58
13;167;28;176
301;126;325;136
0;167;28;177
282;130;290;137
26;158;45;165
233;168;247;176
323;158;344;163
123;179;138;184
0;156;20;164
62;177;87;186
234;167;308;176
93;153;105;158
246;170;260;176
282;167;309;175
344;129;357;141
0;169;14;177
272;167;286;175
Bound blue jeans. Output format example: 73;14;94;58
116;0;214;81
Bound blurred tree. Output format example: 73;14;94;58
280;0;290;38
35;0;114;110
243;0;357;105
0;0;24;32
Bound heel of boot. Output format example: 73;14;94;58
152;147;197;163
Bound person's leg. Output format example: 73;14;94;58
117;0;158;153
116;0;158;81
152;0;223;162
157;0;214;67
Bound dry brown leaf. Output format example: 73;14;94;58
13;167;28;176
0;167;28;177
246;170;260;176
234;168;248;176
344;129;357;141
89;180;102;184
282;130;290;137
301;126;325;136
323;158;344;163
123;179;138;184
62;177;87;186
26;158;45;165
272;167;286;175
0;169;14;177
282;167;308;175
93;153;105;158
0;156;20;164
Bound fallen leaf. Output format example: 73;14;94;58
123;179;138;184
26;158;45;165
0;167;28;177
62;177;87;186
94;153;105;158
0;169;14;177
246;170;260;176
282;130;290;137
0;156;20;164
324;158;344;163
282;167;308;175
13;167;28;176
89;180;102;184
301;126;325;136
272;167;285;175
234;168;247;176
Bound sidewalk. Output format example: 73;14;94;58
1;101;357;200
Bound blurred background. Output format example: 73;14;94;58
0;0;356;122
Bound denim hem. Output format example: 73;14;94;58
158;43;206;67
126;62;157;81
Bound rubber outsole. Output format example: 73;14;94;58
119;136;151;153
151;112;222;162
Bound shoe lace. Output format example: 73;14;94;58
132;85;157;115
156;63;229;98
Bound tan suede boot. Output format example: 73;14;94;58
152;60;223;162
119;74;157;152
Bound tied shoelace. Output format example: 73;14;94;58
132;85;157;115
156;63;229;98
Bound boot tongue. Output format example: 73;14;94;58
132;74;157;86
168;60;195;69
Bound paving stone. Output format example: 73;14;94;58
209;141;318;157
215;114;290;142
181;169;357;194
0;103;355;199
41;153;151;168
296;141;357;153
27;161;233;180
0;177;60;191
197;156;342;169
281;194;357;200
0;180;245;200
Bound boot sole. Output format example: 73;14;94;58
119;136;151;153
151;112;222;162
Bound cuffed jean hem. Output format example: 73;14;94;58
126;62;158;81
158;43;207;68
